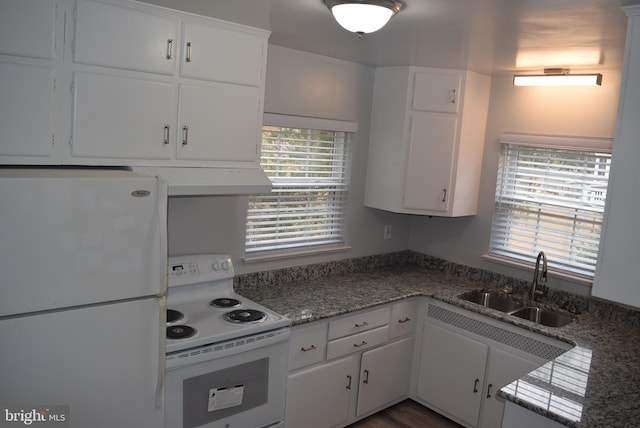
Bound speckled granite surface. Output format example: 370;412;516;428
234;251;640;428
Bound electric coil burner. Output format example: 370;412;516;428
224;309;267;323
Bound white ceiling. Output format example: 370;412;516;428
143;0;634;75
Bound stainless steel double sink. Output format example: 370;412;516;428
458;290;573;328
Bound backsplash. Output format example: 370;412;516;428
235;250;640;327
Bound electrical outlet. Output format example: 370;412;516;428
384;225;392;240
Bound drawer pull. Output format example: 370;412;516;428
398;317;411;323
487;383;493;398
346;375;352;390
300;345;317;352
182;125;189;145
163;125;170;145
354;321;369;328
473;378;479;393
363;369;370;384
353;341;368;348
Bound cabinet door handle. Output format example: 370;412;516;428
398;317;411;324
300;345;316;352
354;321;368;328
442;188;447;202
363;369;370;384
449;88;457;104
185;42;192;62
182;125;189;145
473;378;479;393
487;383;493;398
346;375;352;390
353;341;368;348
163;125;170;145
166;39;173;60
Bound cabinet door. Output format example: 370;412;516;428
0;0;57;60
413;71;461;114
285;356;357;428
416;322;488;427
72;72;175;160
74;0;178;75
403;113;457;212
181;22;265;86
0;62;54;158
177;83;260;163
480;348;541;428
357;337;413;417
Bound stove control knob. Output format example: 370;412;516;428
221;260;230;271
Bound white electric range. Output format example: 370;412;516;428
165;254;290;428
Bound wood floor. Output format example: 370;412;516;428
347;400;463;428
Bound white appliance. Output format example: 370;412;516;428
165;254;290;428
0;167;167;428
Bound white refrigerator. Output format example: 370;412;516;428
0;168;167;428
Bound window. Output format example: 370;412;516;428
245;115;355;256
489;133;612;280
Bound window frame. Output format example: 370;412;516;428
487;133;613;282
244;114;357;261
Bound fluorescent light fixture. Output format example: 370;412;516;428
324;0;405;36
514;69;603;87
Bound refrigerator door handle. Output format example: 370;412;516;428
156;297;167;409
157;176;168;297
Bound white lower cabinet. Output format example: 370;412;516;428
416;322;488;427
481;348;541;428
414;302;570;428
357;337;413;417
285;301;416;428
285;355;357;428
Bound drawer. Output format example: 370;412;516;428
389;299;418;339
288;323;327;371
328;307;391;340
326;325;389;360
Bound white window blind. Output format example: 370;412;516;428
245;124;351;254
489;137;611;279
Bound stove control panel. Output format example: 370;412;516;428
168;254;234;287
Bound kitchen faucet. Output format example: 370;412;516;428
530;251;548;301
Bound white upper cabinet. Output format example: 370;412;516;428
0;0;58;60
365;66;491;216
412;71;462;114
0;62;55;158
0;0;269;172
73;0;178;75
71;72;175;160
177;83;260;162
180;22;265;87
0;0;59;161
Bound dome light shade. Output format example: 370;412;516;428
324;0;405;35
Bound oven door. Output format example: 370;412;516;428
166;335;289;428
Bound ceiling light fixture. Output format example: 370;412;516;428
324;0;405;37
513;68;603;87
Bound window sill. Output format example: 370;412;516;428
481;254;593;287
243;244;352;264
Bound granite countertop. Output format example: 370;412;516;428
236;263;640;428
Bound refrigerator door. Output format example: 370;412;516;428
0;297;165;428
0;168;166;317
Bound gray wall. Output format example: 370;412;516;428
168;46;410;274
408;72;623;294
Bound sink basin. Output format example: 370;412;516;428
510;307;573;328
458;291;524;313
